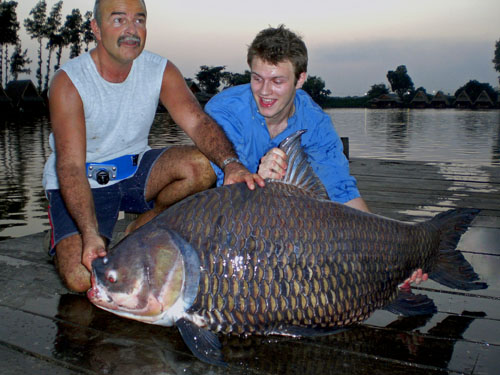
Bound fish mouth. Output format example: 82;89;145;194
87;286;113;304
87;273;113;305
87;272;156;315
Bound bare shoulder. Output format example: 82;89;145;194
161;60;188;89
50;70;82;104
49;70;85;132
50;69;75;92
49;70;83;111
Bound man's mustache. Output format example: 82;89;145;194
117;35;141;46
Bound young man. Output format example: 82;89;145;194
43;0;261;292
206;25;368;211
205;25;426;286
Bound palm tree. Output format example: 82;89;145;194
63;9;83;59
9;43;31;81
51;32;68;73
24;0;47;93
44;0;62;92
82;11;95;52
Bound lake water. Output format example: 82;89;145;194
0;108;499;240
327;108;500;165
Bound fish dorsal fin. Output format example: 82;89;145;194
270;130;329;200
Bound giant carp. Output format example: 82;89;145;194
87;130;487;365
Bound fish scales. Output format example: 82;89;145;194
157;181;439;335
88;131;486;365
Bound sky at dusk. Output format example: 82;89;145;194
15;0;500;96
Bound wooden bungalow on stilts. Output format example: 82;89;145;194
410;90;430;108
5;80;46;115
368;93;403;108
453;90;473;109
473;90;495;109
430;91;451;108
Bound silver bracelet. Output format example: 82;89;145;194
221;157;242;170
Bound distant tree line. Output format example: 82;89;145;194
362;65;498;107
192;62;498;109
0;0;94;93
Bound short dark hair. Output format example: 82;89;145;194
93;0;147;26
247;25;308;81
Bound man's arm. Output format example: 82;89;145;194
159;61;264;189
49;70;106;270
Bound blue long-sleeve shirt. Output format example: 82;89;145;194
205;84;360;203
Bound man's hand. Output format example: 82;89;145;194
223;162;265;190
81;232;107;272
258;148;288;180
399;269;429;292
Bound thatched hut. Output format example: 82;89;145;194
453;90;473;109
473;90;494;109
430;91;451;108
368;93;402;108
410;90;430;108
5;80;45;114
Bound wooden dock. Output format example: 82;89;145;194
0;158;499;375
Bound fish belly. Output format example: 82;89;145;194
159;182;439;335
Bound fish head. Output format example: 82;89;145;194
87;227;200;326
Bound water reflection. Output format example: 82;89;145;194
0;117;52;239
0;109;499;240
53;294;486;374
328;108;500;165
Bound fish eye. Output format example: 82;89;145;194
106;270;118;283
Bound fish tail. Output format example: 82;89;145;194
429;208;487;290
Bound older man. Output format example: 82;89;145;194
43;0;261;292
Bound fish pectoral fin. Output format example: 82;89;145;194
176;318;226;366
275;325;349;338
384;291;437;317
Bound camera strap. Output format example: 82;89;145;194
86;154;139;185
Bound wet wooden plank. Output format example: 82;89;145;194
0;345;84;375
361;206;500;229
3;302;497;375
350;159;500;231
351;159;500;184
356;187;500;210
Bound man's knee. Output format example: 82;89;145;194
55;236;91;293
187;149;216;186
145;146;215;206
59;268;91;293
168;146;215;187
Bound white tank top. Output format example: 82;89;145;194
43;50;167;189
